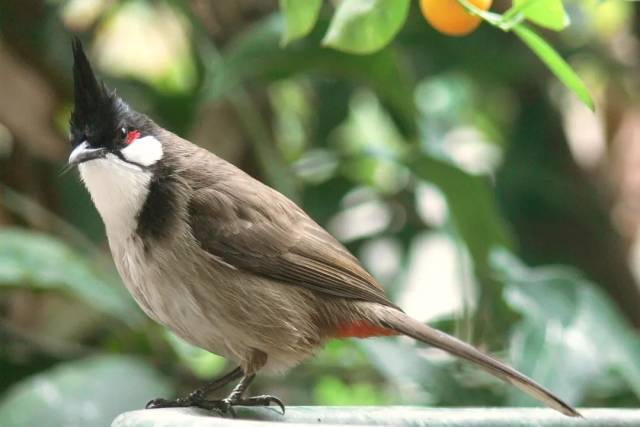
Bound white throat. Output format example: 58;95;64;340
77;135;164;239
79;155;152;238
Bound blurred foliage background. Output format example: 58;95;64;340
1;0;640;426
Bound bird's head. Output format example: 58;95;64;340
68;38;163;172
68;39;168;230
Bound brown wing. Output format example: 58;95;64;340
184;153;396;309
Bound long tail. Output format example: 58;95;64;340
377;308;581;417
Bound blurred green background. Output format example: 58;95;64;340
1;0;640;426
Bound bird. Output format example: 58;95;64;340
67;38;580;418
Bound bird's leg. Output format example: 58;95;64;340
146;366;243;409
197;374;285;416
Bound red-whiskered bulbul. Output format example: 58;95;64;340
67;39;579;417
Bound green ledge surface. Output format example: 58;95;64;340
112;407;640;427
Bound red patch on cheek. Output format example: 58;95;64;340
126;130;141;145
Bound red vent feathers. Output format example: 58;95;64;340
335;322;397;339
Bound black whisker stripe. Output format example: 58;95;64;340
135;152;183;253
114;150;146;170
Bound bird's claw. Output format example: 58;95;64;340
145;397;196;409
197;398;235;416
145;393;285;416
190;394;285;416
239;395;285;415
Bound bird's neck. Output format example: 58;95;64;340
79;158;152;239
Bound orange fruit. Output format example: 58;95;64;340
420;0;492;36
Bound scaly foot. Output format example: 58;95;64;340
196;394;285;416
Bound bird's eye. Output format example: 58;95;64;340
118;126;141;146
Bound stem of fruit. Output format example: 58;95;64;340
456;0;529;32
456;0;504;29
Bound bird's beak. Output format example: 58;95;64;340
68;141;106;167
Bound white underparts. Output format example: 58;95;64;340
78;135;163;236
121;135;164;166
79;155;152;237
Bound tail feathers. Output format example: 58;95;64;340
379;309;580;417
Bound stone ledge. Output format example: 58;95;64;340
112;407;640;427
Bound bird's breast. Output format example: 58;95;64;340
106;221;329;372
108;231;238;357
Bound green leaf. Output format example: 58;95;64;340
360;338;506;406
513;24;594;111
322;0;410;54
164;331;226;380
408;153;511;272
360;339;461;404
0;355;172;427
0;228;140;322
314;376;386;405
492;250;640;404
512;0;569;31
279;0;322;46
208;15;416;134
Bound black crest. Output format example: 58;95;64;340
69;38;128;148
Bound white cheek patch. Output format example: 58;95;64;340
121;135;164;167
